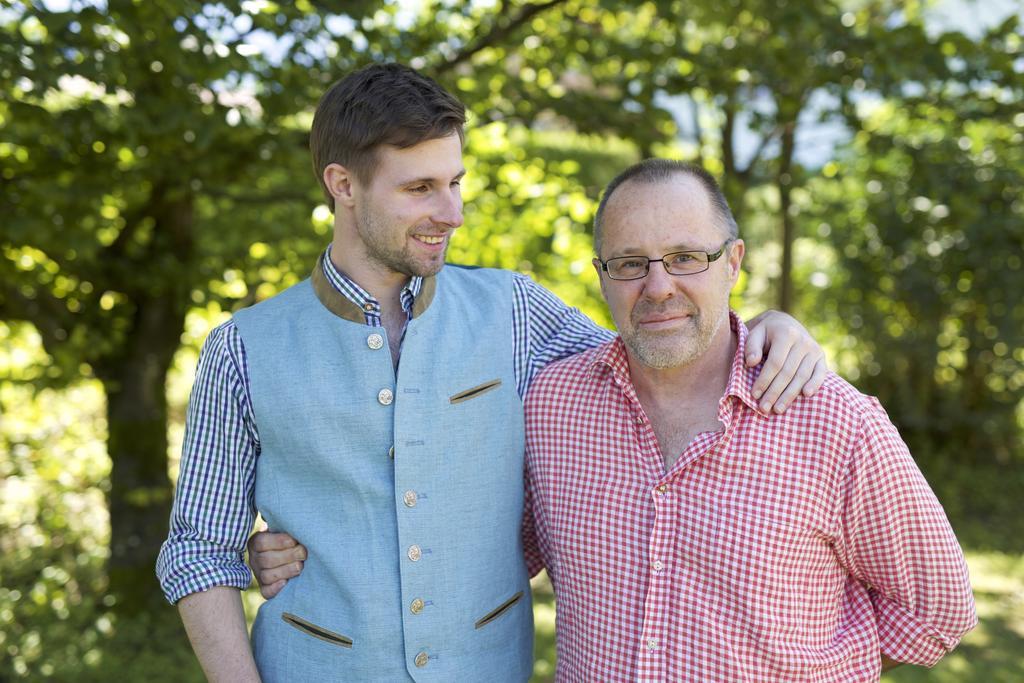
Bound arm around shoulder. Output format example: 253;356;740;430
515;274;613;381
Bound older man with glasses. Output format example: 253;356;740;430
521;158;976;681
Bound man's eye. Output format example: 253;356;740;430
409;185;429;194
669;253;696;264
619;259;646;270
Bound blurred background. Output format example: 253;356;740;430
1;0;1021;680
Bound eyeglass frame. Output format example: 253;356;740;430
595;239;735;281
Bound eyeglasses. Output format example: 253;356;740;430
596;239;733;281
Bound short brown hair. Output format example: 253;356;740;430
310;63;467;211
593;159;739;254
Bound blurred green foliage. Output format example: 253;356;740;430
1;0;1022;679
800;73;1024;547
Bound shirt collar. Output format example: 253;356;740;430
311;246;436;323
721;311;763;414
588;310;764;415
588;336;632;389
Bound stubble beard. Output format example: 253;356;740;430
622;299;728;370
357;202;448;278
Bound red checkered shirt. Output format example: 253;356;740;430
523;312;976;682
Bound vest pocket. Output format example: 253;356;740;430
449;378;502;404
282;612;353;648
474;591;524;629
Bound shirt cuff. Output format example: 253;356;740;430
874;593;966;667
157;552;253;605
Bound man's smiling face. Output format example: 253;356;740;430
351;133;465;278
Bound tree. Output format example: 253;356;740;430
801;16;1024;545
0;0;366;612
472;0;953;311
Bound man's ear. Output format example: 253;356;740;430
323;163;358;209
727;239;745;284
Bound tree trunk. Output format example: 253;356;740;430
777;120;797;313
720;97;747;225
96;193;194;614
97;294;186;614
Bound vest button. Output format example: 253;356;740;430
377;388;394;405
367;333;384;350
410;597;425;614
414;651;429;668
388;445;395;460
403;490;418;507
407;544;422;562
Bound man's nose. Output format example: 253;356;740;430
432;187;464;229
641;260;677;300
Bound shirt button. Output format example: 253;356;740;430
403;490;418;507
656;484;669;495
388;445;395;460
652;560;663;571
410;598;425;614
367;333;384;350
635;415;644;425
647;637;658;650
363;302;375;312
408;544;422;562
378;388;394;405
414;651;429;668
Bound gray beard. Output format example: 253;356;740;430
621;303;727;370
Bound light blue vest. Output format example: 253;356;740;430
233;259;533;681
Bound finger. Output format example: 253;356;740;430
250;545;307;572
802;358;829;397
249;531;299;553
756;346;803;413
745;321;769;368
258;560;304;589
260;579;286;600
751;330;797;398
769;355;819;414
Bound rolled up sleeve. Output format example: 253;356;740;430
156;321;260;604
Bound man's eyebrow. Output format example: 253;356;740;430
606;248;644;258
399;169;467;186
608;243;702;257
